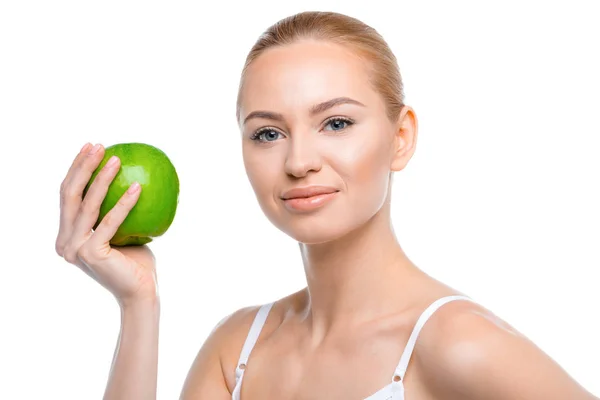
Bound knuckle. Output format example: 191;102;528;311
102;211;115;227
63;186;81;202
81;197;100;215
85;154;102;170
62;245;78;264
117;197;130;208
59;182;68;199
55;240;65;257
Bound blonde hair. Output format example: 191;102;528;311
236;11;405;122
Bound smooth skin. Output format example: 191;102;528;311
57;40;598;399
56;143;159;400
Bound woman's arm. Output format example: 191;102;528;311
103;298;160;400
418;303;598;400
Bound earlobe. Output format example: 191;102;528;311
390;106;418;172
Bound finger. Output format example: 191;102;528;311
71;154;121;241
58;143;106;238
89;182;142;247
61;142;93;189
57;142;96;255
59;143;92;218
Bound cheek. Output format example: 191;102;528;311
242;145;281;204
330;128;392;199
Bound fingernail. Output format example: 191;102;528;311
127;182;140;194
106;156;119;168
89;144;102;155
80;143;91;153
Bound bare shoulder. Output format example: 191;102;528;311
413;299;597;400
180;293;294;400
179;304;261;399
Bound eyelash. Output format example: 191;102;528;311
249;116;355;142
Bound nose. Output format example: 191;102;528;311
284;133;322;178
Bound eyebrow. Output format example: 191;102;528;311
242;97;365;125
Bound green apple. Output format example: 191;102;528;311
83;142;180;246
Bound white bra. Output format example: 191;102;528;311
232;294;474;400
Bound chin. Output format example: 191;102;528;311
265;209;367;245
286;225;348;245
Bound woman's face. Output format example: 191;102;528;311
238;39;417;244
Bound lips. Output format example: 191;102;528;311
280;185;339;212
281;186;339;200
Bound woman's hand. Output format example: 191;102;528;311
55;143;158;306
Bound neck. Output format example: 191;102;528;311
298;199;421;339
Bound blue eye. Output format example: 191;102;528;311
250;129;282;142
250;117;354;143
324;117;354;131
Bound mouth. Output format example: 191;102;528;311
280;186;339;212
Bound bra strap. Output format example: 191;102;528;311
392;295;474;381
235;302;274;381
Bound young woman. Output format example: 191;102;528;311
55;11;597;400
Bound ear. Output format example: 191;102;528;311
390;105;418;172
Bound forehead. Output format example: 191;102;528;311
239;40;381;118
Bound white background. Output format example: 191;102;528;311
1;1;599;398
